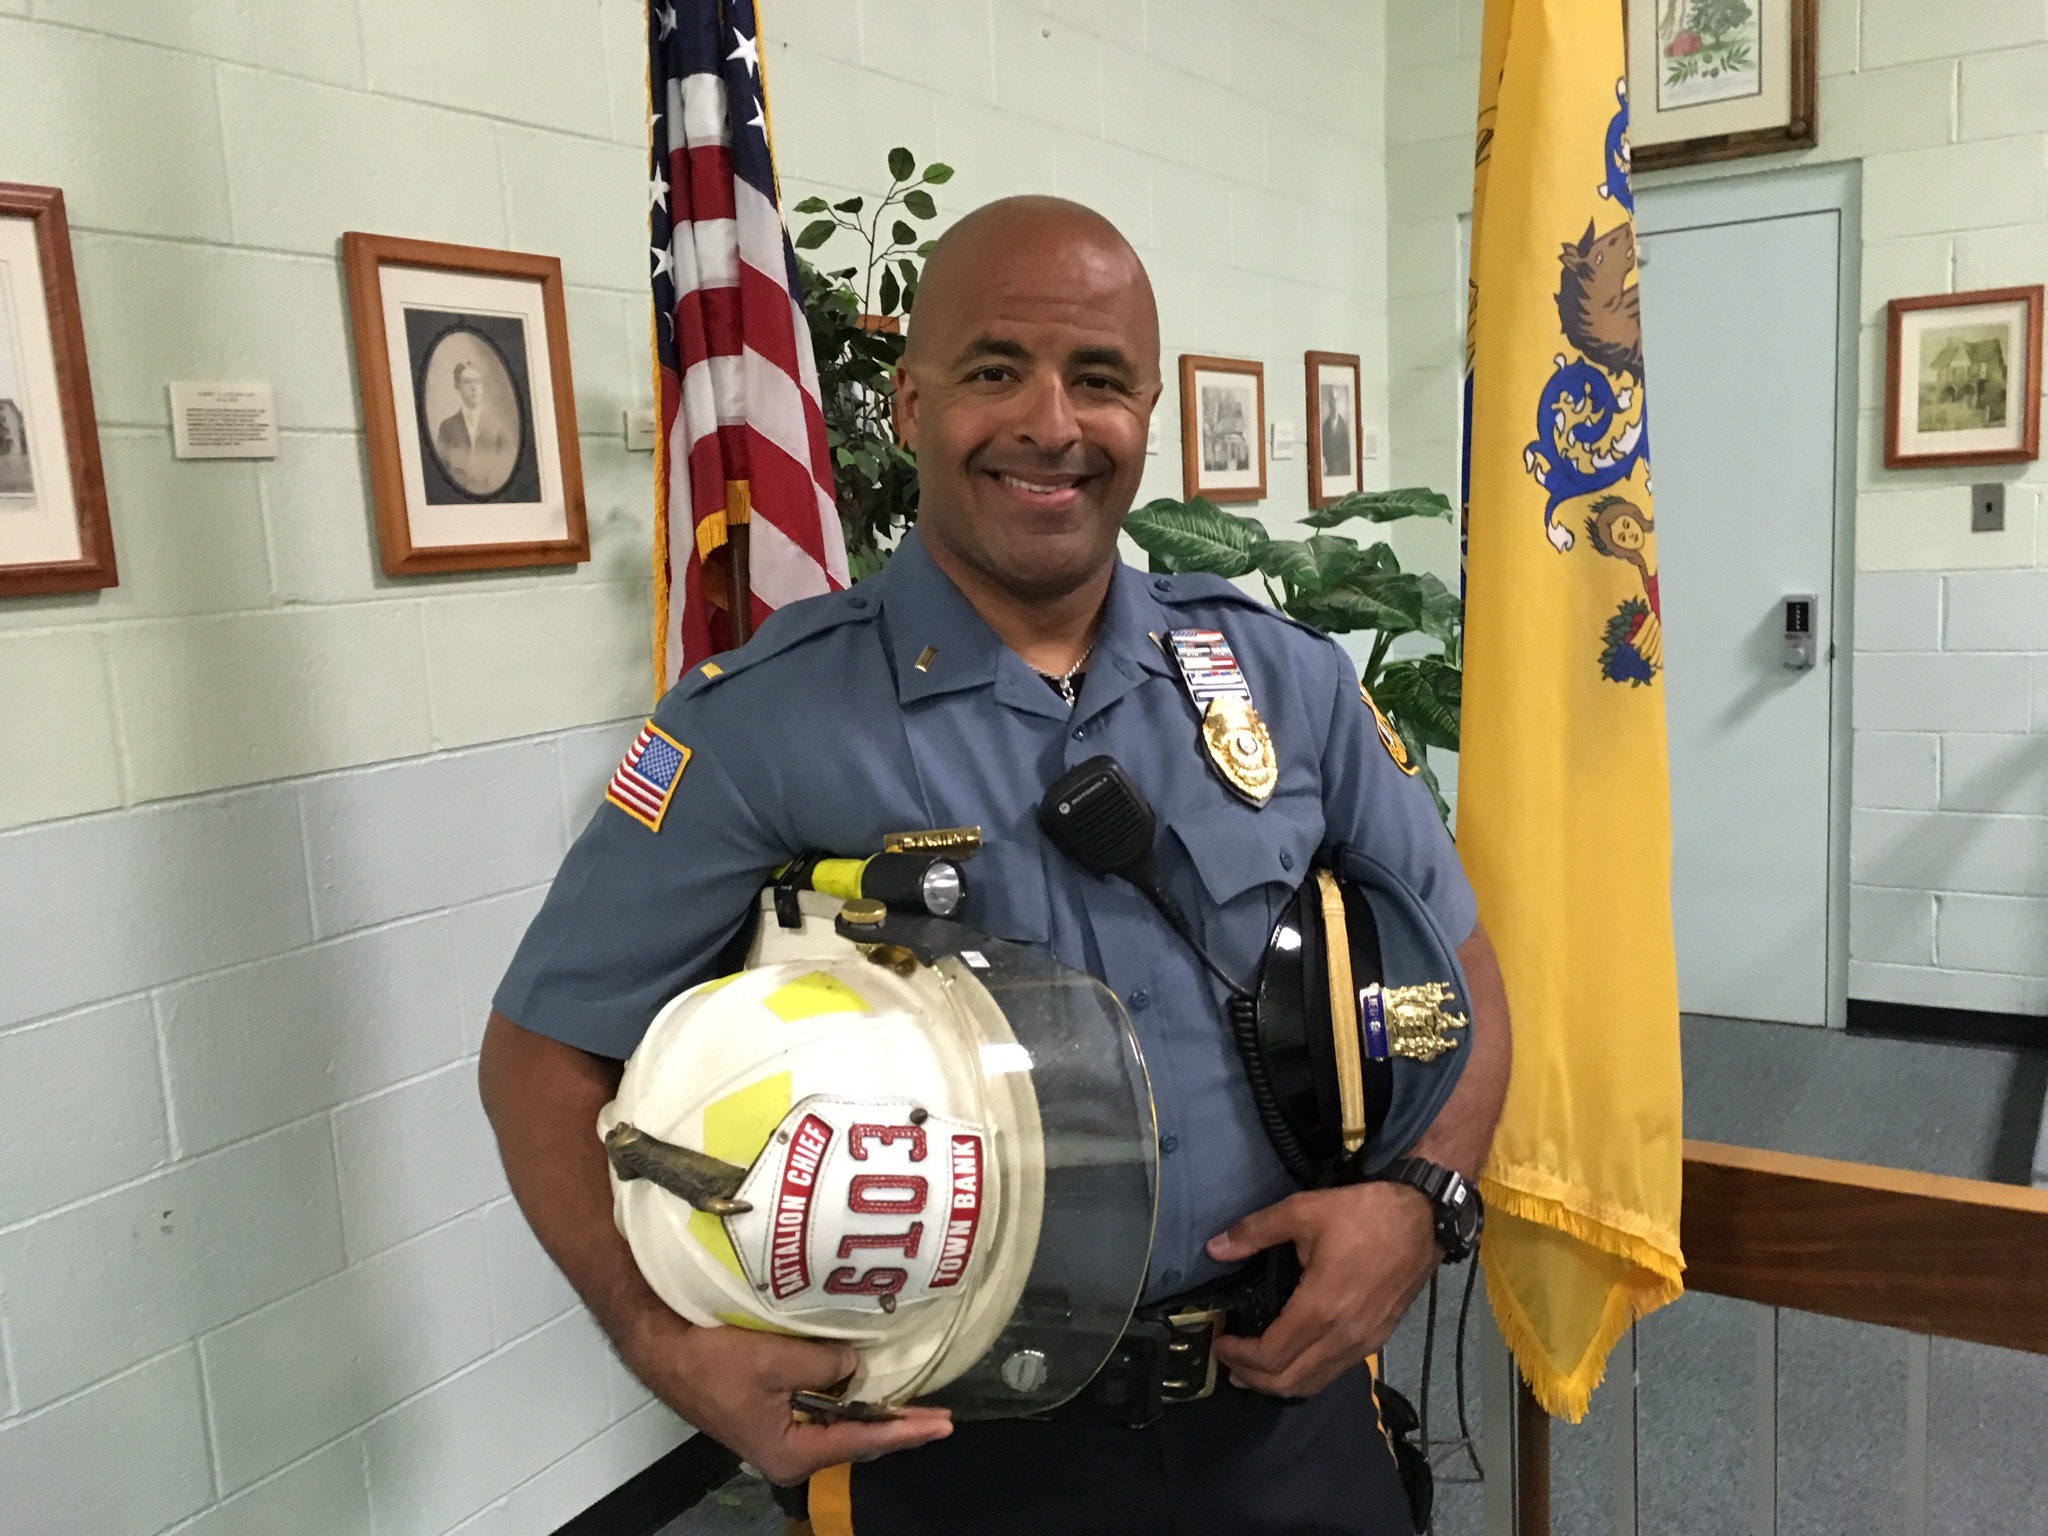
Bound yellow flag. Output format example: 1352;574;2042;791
1460;0;1686;1422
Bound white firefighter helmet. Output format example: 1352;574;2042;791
600;891;1157;1416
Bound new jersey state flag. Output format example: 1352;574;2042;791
1459;0;1685;1422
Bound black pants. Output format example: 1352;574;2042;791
842;1364;1411;1536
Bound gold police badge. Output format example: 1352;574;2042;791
1168;628;1276;807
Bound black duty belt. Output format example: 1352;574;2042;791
1039;1248;1302;1428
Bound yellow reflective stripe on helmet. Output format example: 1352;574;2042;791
764;972;872;1022
687;1070;792;1278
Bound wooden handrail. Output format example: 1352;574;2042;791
1680;1139;2048;1354
1513;1142;2048;1535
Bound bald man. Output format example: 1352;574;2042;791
481;196;1508;1535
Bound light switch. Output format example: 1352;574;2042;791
1270;421;1295;460
625;407;658;452
1972;482;2004;532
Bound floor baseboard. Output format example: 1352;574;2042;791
550;1434;740;1536
1846;998;2047;1052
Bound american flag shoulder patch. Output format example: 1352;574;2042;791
606;722;691;832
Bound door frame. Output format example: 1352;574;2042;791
1634;161;1861;1030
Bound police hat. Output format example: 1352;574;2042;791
1248;845;1473;1187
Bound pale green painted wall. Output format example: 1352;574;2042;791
0;0;1393;835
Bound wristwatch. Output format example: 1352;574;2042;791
1376;1157;1484;1263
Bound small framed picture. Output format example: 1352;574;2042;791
1626;0;1817;173
342;232;587;575
0;182;114;597
1179;354;1265;503
1303;350;1363;507
1885;286;2043;470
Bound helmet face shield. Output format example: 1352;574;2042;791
602;922;1156;1418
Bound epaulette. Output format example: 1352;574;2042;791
669;585;881;700
1141;570;1331;643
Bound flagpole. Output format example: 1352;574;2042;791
725;476;753;646
1514;1378;1550;1536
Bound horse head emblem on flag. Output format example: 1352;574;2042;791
1521;79;1662;686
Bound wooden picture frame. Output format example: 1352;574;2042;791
1626;0;1818;174
342;232;588;575
0;183;114;597
1303;350;1363;508
1179;354;1266;503
1884;285;2043;471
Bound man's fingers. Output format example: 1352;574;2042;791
755;1337;861;1392
1205;1194;1306;1264
764;1410;953;1483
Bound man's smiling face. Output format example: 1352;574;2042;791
894;199;1161;603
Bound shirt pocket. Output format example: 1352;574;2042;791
961;838;1052;945
1169;794;1322;910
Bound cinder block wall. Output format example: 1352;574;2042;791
0;4;1393;1535
1384;0;2048;1016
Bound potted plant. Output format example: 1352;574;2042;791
791;148;951;579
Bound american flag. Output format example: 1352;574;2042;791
649;0;848;685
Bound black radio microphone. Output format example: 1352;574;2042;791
1036;756;1249;999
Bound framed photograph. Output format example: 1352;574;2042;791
342;232;587;575
1303;350;1363;507
1179;354;1265;503
1626;0;1817;173
1885;286;2043;470
0;182;114;597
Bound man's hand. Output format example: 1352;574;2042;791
1204;1182;1438;1398
622;1307;951;1486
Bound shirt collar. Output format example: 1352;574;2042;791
874;529;1179;716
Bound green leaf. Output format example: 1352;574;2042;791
1122;497;1267;578
891;219;918;247
1414;571;1463;647
1373;656;1462;752
1302;486;1455;528
1256;533;1368;596
833;196;865;214
896;258;918;284
878;266;901;316
792;196;829;214
902;189;938;220
887;146;916;182
922;163;955;184
795;219;837;250
1291;569;1430;637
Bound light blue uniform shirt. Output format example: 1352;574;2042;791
497;530;1476;1299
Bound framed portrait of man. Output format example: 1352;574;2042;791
1885;285;2043;470
1178;354;1266;503
1303;350;1363;508
0;181;114;597
343;232;588;575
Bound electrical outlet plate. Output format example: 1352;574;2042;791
625;407;658;452
1146;422;1159;456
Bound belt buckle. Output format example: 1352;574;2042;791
1159;1306;1225;1403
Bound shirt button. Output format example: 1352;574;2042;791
1279;850;1295;871
1153;578;1172;594
847;594;869;610
1162;1267;1183;1287
1160;1133;1179;1154
1127;989;1150;1011
1072;727;1085;741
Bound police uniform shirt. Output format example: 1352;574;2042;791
495;529;1477;1300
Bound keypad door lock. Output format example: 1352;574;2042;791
1782;594;1818;670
